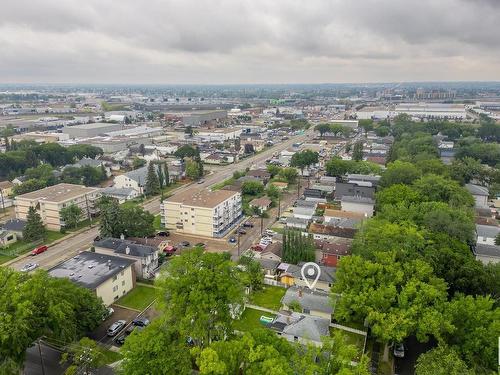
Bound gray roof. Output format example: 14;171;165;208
72;158;103;168
94;238;157;257
282;286;333;314
325;217;360;229
295;200;318;208
474;243;500;258
101;187;136;198
346;174;381;182
465;184;489;196
293;206;315;217
285;262;336;284
124;165;148;184
255;258;280;271
341;196;375;204
49;251;135;289
270;312;330;342
2;218;26;232
476;224;500;239
286;217;310;226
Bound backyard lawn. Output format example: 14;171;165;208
116;285;158;310
0;229;66;263
330;327;366;359
153;215;162;230
249;285;287;311
233;307;276;332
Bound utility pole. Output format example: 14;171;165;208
260;214;264;235
85;193;92;227
277;194;281;220
297;178;301;198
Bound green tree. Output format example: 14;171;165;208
241;180;264;196
320;331;371;375
120;318;192;375
157;164;165;189
185;160;200;180
278;167;298;184
290;150;319;175
415;346;472;375
358;119;374;136
413;174;474;208
266;164;282;178
174;145;198;159
132;157;146;170
352;140;364;161
282;229;315;264
119;205;155;237
239;254;263;291
315;123;332;138
61;337;107;375
99;198;121;238
156;249;244;346
145;162;160;195
265;184;281;200
60;204;82;229
164;163;170;186
379;160;421;187
23;206;46;242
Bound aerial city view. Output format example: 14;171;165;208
0;1;499;375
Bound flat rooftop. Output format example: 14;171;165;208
16;183;99;203
165;187;239;208
65;122;123;130
49;251;135;290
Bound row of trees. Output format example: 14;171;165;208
99;197;155;238
315;123;352;138
0;142;102;178
290;150;319;175
144;162;171;196
325;157;382;177
282;229;315;264
0;267;106;372
334;122;500;372
266;164;299;184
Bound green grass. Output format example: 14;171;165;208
248;285;286;311
0;254;14;265
100;348;122;364
330;327;366;359
153;215;162;230
116;285;157;310
233;307;276;332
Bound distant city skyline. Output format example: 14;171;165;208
1;0;499;84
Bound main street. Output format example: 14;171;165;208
8;129;314;271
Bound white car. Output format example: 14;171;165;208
393;343;405;358
264;230;277;236
20;263;38;272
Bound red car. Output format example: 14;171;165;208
31;245;48;256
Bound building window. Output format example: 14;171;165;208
113;285;118;292
112;275;117;281
122;280;125;286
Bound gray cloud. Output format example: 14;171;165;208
0;0;498;83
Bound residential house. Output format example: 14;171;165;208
309;222;357;242
0;180;14;197
0;230;17;248
161;188;242;238
346;174;381;187
270;181;288;191
340;196;374;217
474;244;500;264
113;166;149;195
293;202;316;220
48;251;135;306
315;240;351;267
14;183;100;231
286;217;310;230
476;224;500;246
281;286;333;320
100;187;139;203
249;197;272;213
465;184;489;208
246;169;271;184
323;209;365;229
1;219;26;239
269;311;330;347
94;238;159;279
277;262;335;292
334;182;375;201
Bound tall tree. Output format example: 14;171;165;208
352;140;364;161
23;206;46;242
415;346;472;375
164;163;170;186
157;164;165;190
156;249;244;347
60;204;82;229
145;162;160;196
99;198;121;238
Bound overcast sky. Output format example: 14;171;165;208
0;0;499;84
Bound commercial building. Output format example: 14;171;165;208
48;251;135;306
394;103;466;120
62;122;123;138
197;127;242;142
182;110;227;126
14;183;100;231
161;188;242;238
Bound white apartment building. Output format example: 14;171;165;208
394;103;467;120
14;183;101;231
161;188;242;238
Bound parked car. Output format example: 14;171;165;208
228;237;237;243
163;245;177;254
279;216;287;224
197;179;205;184
264;229;277;236
243;222;254;228
194;242;206;248
393;343;405;358
20;263;38;272
156;231;170;237
107;320;126;336
102;307;114;321
115;326;145;346
237;228;247;235
31;245;48;256
180;241;190;247
94;235;101;242
132;317;150;327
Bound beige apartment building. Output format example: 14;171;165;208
161;188;242;238
14;183;101;231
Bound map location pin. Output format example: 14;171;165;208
300;262;321;290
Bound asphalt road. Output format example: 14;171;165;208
8;129;313;272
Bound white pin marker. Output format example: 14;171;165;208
300;262;321;290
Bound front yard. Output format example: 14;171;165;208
248;285;286;311
233;307;276;332
116;284;158;311
0;230;67;264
